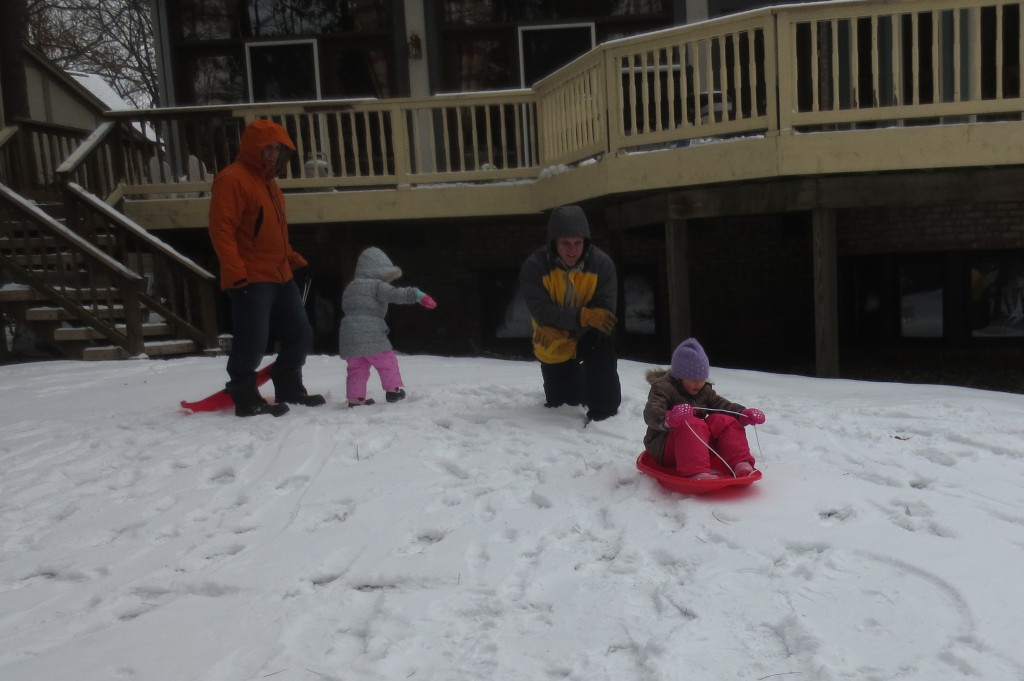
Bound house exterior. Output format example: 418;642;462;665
20;44;116;130
3;0;1023;390
152;1;689;105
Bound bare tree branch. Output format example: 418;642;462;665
26;0;157;108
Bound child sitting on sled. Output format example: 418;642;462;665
642;338;765;479
338;247;436;407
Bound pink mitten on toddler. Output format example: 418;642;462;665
664;403;694;428
415;288;437;309
740;408;765;425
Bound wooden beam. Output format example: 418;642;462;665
667;167;1024;220
665;211;691;348
812;208;839;378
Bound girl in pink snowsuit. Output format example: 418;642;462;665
642;338;765;478
337;247;435;407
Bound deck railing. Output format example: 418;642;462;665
0;120;92;200
71;0;1024;204
595;9;777;153
775;0;1024;130
96;93;540;200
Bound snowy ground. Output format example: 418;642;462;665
1;353;1023;681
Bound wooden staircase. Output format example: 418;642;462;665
0;182;220;361
1;285;198;359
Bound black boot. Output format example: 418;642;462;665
272;368;326;407
227;376;289;417
385;388;406;403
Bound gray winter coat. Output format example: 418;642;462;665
338;247;420;359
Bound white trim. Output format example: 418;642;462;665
518;22;596;88
245;38;321;103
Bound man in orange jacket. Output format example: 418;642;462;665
209;119;325;416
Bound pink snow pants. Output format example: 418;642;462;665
345;350;404;400
663;413;754;477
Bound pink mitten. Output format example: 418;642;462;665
664;403;694;428
740;408;765;425
420;294;437;309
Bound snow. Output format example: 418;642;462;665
2;353;1024;681
67;72;134;112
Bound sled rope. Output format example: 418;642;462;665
681;409;763;477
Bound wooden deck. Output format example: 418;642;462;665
29;0;1020;230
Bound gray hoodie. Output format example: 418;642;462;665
337;247;420;358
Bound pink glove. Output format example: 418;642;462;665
740;408;765;425
414;289;437;309
664;403;694;428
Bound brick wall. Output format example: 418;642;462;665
838;201;1024;255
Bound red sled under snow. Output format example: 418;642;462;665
636;450;762;495
180;364;274;413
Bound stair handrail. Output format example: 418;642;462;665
49;117;221;352
1;120;95;200
62;182;220;350
0;181;146;355
65;182;214;279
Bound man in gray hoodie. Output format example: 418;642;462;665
518;205;621;422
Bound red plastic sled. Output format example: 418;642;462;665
180;364;274;413
636;450;762;495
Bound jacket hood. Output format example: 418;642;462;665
546;205;591;243
646;367;715;388
237;120;296;178
546;205;592;266
646;368;671;385
354;247;402;282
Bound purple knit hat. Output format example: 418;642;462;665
670;338;710;380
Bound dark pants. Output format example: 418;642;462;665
540;330;621;420
226;280;312;383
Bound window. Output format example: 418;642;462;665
495;289;533;339
436;2;674;93
181;0;236;40
187;53;245;105
172;0;395;105
623;274;656;334
246;40;320;102
970;256;1024;337
247;0;353;36
899;262;944;338
519;24;595;87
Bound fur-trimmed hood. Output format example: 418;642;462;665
646;368;715;388
646;368;670;385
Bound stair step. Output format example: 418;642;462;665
0;286;120;302
82;339;197;360
25;304;127;321
1;233;116;249
0;234;60;249
53;321;174;341
7;252;85;268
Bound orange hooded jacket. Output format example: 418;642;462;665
208;120;308;290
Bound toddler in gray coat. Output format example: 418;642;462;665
338;247;436;406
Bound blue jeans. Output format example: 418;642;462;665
226;280;312;383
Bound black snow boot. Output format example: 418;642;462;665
385;388;406;403
272;368;327;407
227;376;289;417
